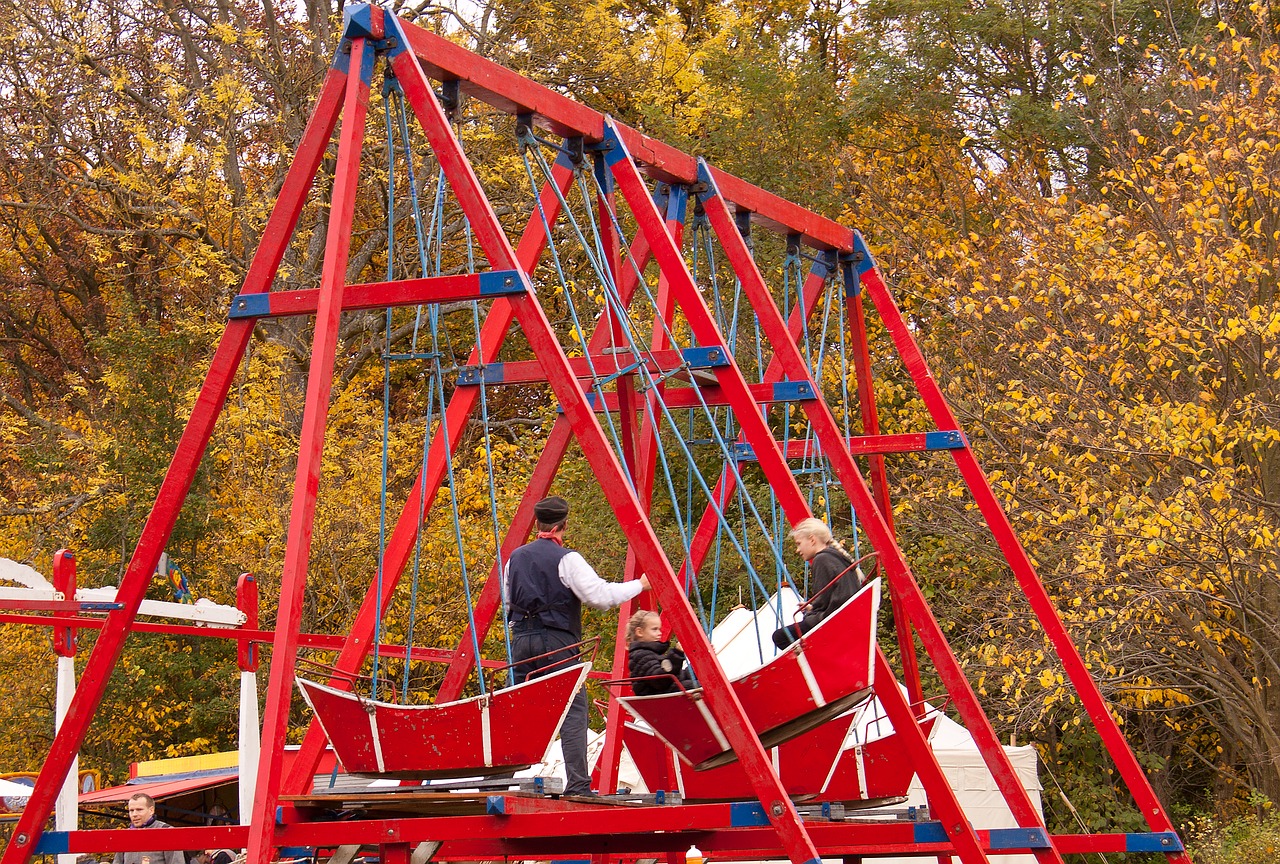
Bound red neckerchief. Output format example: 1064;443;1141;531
536;531;563;546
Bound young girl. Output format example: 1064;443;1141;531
772;517;862;650
626;610;697;696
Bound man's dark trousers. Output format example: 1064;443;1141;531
511;622;591;796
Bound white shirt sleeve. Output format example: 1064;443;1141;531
558;551;644;610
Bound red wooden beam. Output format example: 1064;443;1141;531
228;271;526;319
695;162;1001;864
43;813;1142;857
458;350;684;386
394;18;850;251
246;35;375;864
600;120;825;864
0;64;352;864
855;237;1190;861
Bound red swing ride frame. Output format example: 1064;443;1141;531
1;6;1190;864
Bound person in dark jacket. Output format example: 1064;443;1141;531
111;793;184;864
626;610;696;696
504;495;649;796
772;518;862;650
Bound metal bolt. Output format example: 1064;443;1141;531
504;277;514;286
237;300;246;309
771;802;784;817
16;834;28;844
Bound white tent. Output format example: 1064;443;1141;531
860;703;1042;864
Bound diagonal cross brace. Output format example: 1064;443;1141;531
0;62;353;864
854;240;1191;863
696;163;1025;864
389;31;826;862
246;34;376;864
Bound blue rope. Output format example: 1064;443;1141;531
371;89;399;700
473;298;518;683
580;168;791;601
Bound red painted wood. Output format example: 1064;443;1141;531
821;715;938;801
607;144;810;526
297;662;590;777
51;549;77;657
241;69;349;297
846;289;925;715
667;267;830;601
601;133;830;864
434;228;659;703
236;573;258;672
0;62;352;864
280;160;579;798
245;273;513;318
619;581;879;769
460;350;682;386
625;713;853;801
44;810;1149;859
699;179;1007;864
394;20;849;251
856;248;1189;859
0;612;537;671
246;40;371;864
509;284;823;864
597;195;687;796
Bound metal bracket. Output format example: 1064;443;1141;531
228;293;270;320
681;346;731;368
772;381;816;401
478;269;528;295
924;430;967;450
457;364;505;386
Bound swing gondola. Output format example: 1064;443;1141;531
297;660;590;778
621;710;853;801
617;577;882;770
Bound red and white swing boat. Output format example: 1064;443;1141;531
617;578;882;770
621;711;855;801
818;710;939;802
297;661;590;778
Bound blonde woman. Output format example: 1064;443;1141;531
772;518;862;650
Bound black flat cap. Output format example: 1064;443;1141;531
534;496;570;523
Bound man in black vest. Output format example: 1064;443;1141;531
505;495;649;796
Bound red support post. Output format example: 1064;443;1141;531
236;574;259;673
846;287;925;712
0;64;350;864
51;549;77;659
856;244;1189;861
245;35;374;864
599;123;827;864
699;170;1063;864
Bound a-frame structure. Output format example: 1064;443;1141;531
3;6;1190;864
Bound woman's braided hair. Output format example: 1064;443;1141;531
790;517;854;562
